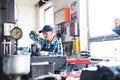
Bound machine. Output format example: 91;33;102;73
80;62;120;80
2;26;30;80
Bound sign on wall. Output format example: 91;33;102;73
70;1;79;37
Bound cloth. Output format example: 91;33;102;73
30;34;63;55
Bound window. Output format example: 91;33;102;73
90;40;120;58
39;1;53;30
88;0;120;37
44;6;54;27
39;1;53;38
88;0;120;58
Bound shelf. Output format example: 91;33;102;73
112;27;120;35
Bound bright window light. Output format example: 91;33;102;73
89;0;120;37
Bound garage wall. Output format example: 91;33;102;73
79;0;89;51
53;0;88;51
15;0;37;47
15;0;88;51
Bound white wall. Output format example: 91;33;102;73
15;0;37;47
79;0;89;51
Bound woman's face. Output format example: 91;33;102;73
43;31;53;42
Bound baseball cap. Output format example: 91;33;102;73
39;25;53;33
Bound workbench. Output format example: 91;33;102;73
29;56;66;78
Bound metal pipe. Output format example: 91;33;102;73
2;39;12;55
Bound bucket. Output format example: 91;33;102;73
3;55;30;75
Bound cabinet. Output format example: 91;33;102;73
54;8;70;25
29;56;66;78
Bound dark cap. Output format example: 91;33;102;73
39;25;53;33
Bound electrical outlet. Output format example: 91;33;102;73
4;23;14;36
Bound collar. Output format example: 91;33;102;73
50;36;57;45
